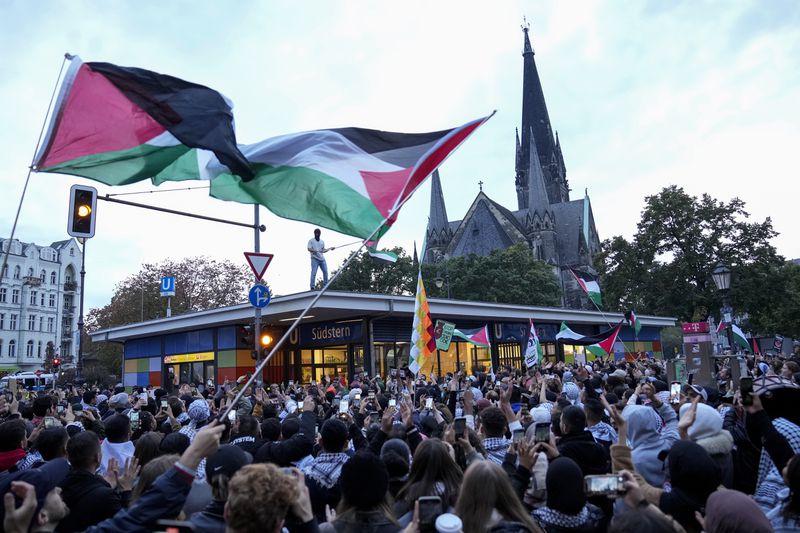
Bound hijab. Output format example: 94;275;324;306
704;489;771;533
659;440;721;531
545;457;585;515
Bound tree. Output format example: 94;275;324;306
327;247;416;295
84;256;252;376
596;186;785;330
423;244;562;306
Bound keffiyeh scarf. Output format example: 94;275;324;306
532;504;600;529
754;417;800;511
303;452;350;489
483;437;509;465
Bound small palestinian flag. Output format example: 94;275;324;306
624;310;642;337
453;325;491;348
716;320;726;335
34;56;251;184
365;237;398;264
731;324;751;352
570;269;602;307
555;322;622;358
166;113;495;239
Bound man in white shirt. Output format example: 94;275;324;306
307;228;333;290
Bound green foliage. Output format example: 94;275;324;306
422;244;562;306
327;247;415;295
84;256;252;375
597;186;788;334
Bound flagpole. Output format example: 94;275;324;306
588;297;614;328
1;54;70;287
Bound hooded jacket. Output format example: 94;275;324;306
679;402;734;488
56;469;127;533
659;441;723;533
623;403;679;487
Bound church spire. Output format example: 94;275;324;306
428;169;449;232
519;20;557;206
527;128;550;215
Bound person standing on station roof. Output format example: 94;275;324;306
308;228;334;291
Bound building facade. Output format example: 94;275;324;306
90;290;675;390
0;238;82;373
424;25;602;309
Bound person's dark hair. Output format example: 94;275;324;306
104;414;132;443
583;399;604;424
32;396;53;417
455;461;539;533
609;507;678;533
237;415;260;438
479;407;507;438
159;432;190;455
36;427;69;460
783;454;800;522
0;419;27;451
131;455;179;503
397;438;463;508
167;396;184;418
281;416;301;439
261;418;281;442
67;431;101;470
320;418;348;452
82;390;97;405
134;431;164;467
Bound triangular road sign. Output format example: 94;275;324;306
244;252;274;280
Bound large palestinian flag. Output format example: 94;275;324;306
555;322;622;358
33;56;252;184
157;114;494;239
453;325;491;348
570;269;602;307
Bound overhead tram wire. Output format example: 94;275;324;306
105;185;211;197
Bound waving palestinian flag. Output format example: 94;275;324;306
34;56;251;184
570;269;602;307
453;325;491;348
163;113;495;239
624;310;642;337
555;322;622;358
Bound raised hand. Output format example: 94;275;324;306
117;456;141;492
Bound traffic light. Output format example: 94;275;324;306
238;326;254;348
52;357;60;371
67;184;98;239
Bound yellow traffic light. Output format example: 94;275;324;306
260;333;273;346
77;204;92;217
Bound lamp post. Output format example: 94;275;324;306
711;262;736;353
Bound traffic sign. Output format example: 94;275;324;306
35;369;42;377
160;276;176;297
244;252;274;280
248;283;272;309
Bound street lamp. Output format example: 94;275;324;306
711;262;736;353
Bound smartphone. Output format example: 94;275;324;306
534;422;551;444
687;373;694;386
339;400;349;414
368;390;375;399
44;416;58;429
57;404;65;414
584;474;625;496
417;495;442;528
390;368;397;377
425;398;434;409
289;380;294;386
512;428;525;444
129;411;140;430
453;416;466;435
399;369;406;378
161;400;169;409
354;393;361;401
369;411;380;424
228;409;237;422
740;376;754;406
74;410;83;418
388;399;396;408
669;381;681;404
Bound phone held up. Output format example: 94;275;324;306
534;422;550;444
740;376;754;406
584;474;625;496
453;416;466;435
417;495;443;530
669;381;681;404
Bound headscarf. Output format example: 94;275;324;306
659;441;722;531
545;457;585;515
563;382;580;404
704;489;772;533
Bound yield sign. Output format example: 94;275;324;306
244;252;274;280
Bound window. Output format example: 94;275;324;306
39;316;44;331
27;268;33;278
70;248;74;256
13;266;20;279
10;314;17;330
30;291;37;305
11;289;19;304
28;314;36;331
50;271;56;284
48;317;54;332
65;273;72;282
40;293;44;306
8;340;15;358
37;341;42;358
49;294;55;307
0;288;5;303
40;269;46;283
26;340;34;358
0;314;4;329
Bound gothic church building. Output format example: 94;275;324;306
424;25;601;309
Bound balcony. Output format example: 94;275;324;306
23;276;42;287
62;305;75;316
61;331;73;342
63;281;77;292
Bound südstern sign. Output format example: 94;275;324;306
298;321;363;346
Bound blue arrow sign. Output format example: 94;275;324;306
248;283;271;309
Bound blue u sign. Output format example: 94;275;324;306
160;276;176;297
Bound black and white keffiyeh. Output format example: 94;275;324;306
303;452;350;489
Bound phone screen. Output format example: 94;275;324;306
339;400;349;413
453;417;466;435
161;400;169;408
425;398;433;409
57;404;65;414
129;411;140;430
670;381;681;403
228;409;237;422
44;416;58;429
740;377;754;406
534;423;550;443
512;428;525;444
417;496;442;527
584;475;624;495
388;399;396;408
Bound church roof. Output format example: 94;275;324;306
551;200;593;266
445;192;528;258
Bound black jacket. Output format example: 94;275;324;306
188;499;225;533
254;411;316;466
57;469;129;533
556;431;609;475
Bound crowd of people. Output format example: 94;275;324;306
1;350;800;533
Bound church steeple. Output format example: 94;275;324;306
527;129;550;215
424;169;451;263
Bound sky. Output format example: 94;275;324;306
1;0;799;311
